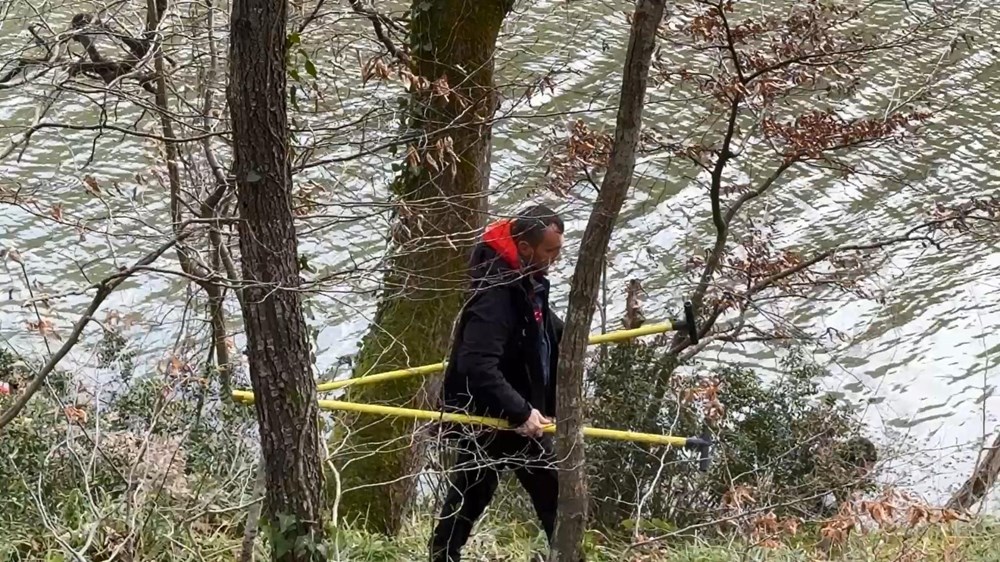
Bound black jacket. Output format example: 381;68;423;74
441;222;563;427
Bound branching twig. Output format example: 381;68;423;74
348;0;409;65
0;232;191;432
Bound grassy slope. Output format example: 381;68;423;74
328;518;1000;562
3;513;998;561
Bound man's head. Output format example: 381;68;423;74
511;205;564;275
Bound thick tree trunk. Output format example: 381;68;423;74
548;2;665;560
336;0;513;536
948;431;1000;512
228;0;324;558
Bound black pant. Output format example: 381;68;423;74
430;433;557;562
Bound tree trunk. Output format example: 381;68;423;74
948;431;1000;512
228;0;324;558
336;0;513;536
548;1;665;560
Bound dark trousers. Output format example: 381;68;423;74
430;434;557;562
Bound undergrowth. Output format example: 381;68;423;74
354;517;1000;562
6;517;997;561
3;343;998;561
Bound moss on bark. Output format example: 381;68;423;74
335;0;514;536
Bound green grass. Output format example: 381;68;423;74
327;516;1000;562
3;510;999;561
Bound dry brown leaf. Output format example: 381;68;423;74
82;175;101;196
64;406;88;424
406;145;420;169
26;318;59;339
167;355;186;376
722;485;755;510
6;248;23;265
431;76;451;102
362;57;391;85
424;151;439;172
907;505;928;527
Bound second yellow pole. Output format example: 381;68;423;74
313;321;676;393
231;389;692;448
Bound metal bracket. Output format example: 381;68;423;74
672;300;699;345
684;434;713;472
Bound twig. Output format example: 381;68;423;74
347;0;409;65
298;0;328;34
239;456;267;562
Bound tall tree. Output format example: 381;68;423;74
542;0;978;531
228;0;324;558
549;1;665;560
337;0;514;535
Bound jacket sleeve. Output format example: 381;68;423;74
455;288;533;426
551;312;565;344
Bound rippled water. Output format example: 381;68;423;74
1;0;998;504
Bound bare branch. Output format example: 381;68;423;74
0;232;190;432
348;0;409;65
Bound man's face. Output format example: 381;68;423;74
517;225;564;275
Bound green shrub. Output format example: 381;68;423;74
586;343;876;532
0;349;102;537
0;346;257;562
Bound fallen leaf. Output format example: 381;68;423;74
907;505;928;526
431;76;451;102
406;145;420;168
167;355;189;376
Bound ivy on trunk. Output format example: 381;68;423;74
336;0;514;536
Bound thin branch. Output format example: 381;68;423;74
0;233;190;432
722;159;795;224
348;0;409;65
298;0;328;34
714;0;746;83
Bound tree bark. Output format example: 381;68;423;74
948;431;1000;512
548;1;665;560
228;0;324;558
336;0;513;536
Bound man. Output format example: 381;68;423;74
431;204;565;562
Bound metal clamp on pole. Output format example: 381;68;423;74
676;301;709;471
683;434;713;472
670;300;699;345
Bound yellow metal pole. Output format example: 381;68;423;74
230;389;689;448
586;321;674;345
312;320;674;393
316;362;447;392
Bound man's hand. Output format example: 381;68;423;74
515;409;552;439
